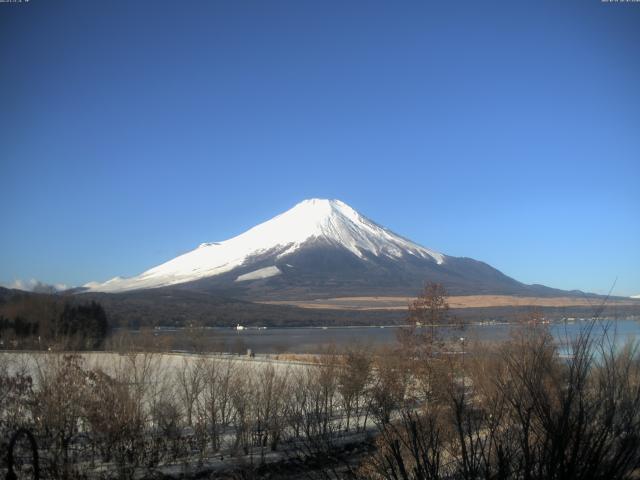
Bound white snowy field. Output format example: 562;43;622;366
0;350;312;387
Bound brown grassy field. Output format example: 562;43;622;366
259;295;640;311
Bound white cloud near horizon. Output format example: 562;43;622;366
1;278;69;293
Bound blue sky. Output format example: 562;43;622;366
1;0;639;296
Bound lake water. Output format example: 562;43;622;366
131;318;640;354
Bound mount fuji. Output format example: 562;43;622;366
84;199;564;299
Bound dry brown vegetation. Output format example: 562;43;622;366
1;284;640;479
260;295;640;310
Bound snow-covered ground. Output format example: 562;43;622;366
235;265;282;282
0;350;312;387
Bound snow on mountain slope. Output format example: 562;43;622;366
235;266;282;282
632;294;640;299
85;199;445;293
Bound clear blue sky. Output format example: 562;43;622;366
1;0;639;296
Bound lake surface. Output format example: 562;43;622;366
129;318;640;354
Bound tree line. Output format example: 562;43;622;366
0;294;109;350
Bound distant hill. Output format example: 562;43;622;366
3;286;638;330
77;287;640;329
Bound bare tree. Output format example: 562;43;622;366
0;356;34;472
369;348;410;426
83;368;146;479
360;408;444;480
202;356;236;452
337;346;372;432
404;282;450;348
32;354;88;479
253;363;290;456
230;364;255;455
176;356;206;427
362;317;640;480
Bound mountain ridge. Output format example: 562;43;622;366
83;198;584;299
85;198;445;293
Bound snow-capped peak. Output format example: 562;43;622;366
269;198;443;261
85;198;445;293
